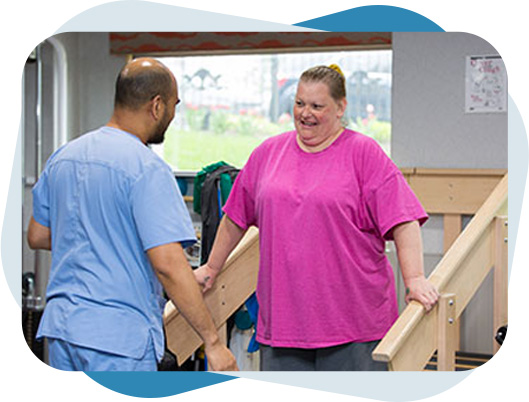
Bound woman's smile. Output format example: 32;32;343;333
294;80;346;151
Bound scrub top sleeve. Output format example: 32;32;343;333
32;169;51;227
131;163;197;251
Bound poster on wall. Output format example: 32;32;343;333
465;55;507;113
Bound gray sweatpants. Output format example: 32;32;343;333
259;341;388;371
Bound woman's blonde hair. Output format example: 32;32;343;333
299;64;346;102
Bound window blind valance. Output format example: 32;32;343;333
109;32;392;55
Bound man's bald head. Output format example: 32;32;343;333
114;58;176;111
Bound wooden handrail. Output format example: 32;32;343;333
372;174;508;370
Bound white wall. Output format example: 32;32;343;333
52;32;128;138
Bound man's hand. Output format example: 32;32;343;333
204;340;239;371
405;276;439;312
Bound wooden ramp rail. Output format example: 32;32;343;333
163;226;260;365
372;174;508;371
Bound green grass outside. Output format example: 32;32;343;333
163;127;270;170
163;117;391;171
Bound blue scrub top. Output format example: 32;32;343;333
33;126;196;361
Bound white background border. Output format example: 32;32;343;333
1;1;527;401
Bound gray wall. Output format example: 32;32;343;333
391;32;508;354
392;32;507;169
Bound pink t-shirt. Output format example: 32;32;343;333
223;129;428;348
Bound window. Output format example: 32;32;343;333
153;50;392;171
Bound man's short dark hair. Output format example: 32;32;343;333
114;64;173;110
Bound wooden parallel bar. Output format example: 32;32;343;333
373;174;508;370
436;225;494;319
376;226;495;369
163;227;259;365
383;303;438;370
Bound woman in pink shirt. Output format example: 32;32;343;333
194;65;439;371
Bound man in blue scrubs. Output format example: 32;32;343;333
27;58;238;371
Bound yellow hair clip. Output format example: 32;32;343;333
329;64;345;78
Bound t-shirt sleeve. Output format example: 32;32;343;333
222;151;259;230
361;139;428;241
131;163;197;251
32;169;51;227
366;173;428;241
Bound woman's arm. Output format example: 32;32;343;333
194;215;247;292
392;220;439;312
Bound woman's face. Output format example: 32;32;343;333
293;80;346;149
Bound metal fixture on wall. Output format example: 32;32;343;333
22;38;68;363
21;42;46;362
47;36;68;149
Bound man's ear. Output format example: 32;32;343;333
150;95;163;120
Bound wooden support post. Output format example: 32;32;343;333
443;214;462;351
443;214;462;252
493;216;508;353
437;294;457;371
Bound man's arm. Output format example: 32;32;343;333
393;220;439;312
27;216;52;250
147;242;238;371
